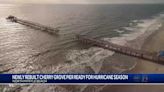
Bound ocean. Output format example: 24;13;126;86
0;4;164;92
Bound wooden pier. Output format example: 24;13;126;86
76;35;164;65
6;15;59;35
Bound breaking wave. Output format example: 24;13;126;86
64;13;163;74
51;13;164;92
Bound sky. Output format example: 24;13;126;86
0;0;164;4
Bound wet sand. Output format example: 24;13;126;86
134;23;164;73
100;22;164;92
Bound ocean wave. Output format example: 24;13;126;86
2;11;164;92
105;14;163;48
4;13;163;92
36;47;114;74
52;13;164;92
63;13;164;75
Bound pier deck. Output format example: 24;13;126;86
6;16;59;35
77;35;164;65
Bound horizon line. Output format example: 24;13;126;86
1;3;164;5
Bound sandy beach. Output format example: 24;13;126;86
134;23;164;73
100;22;164;92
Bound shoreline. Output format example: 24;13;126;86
132;21;164;73
101;21;164;92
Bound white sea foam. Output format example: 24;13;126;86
53;14;164;92
115;29;124;33
59;47;114;73
104;15;163;48
63;14;164;75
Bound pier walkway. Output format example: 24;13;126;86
6;15;59;35
77;35;164;65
